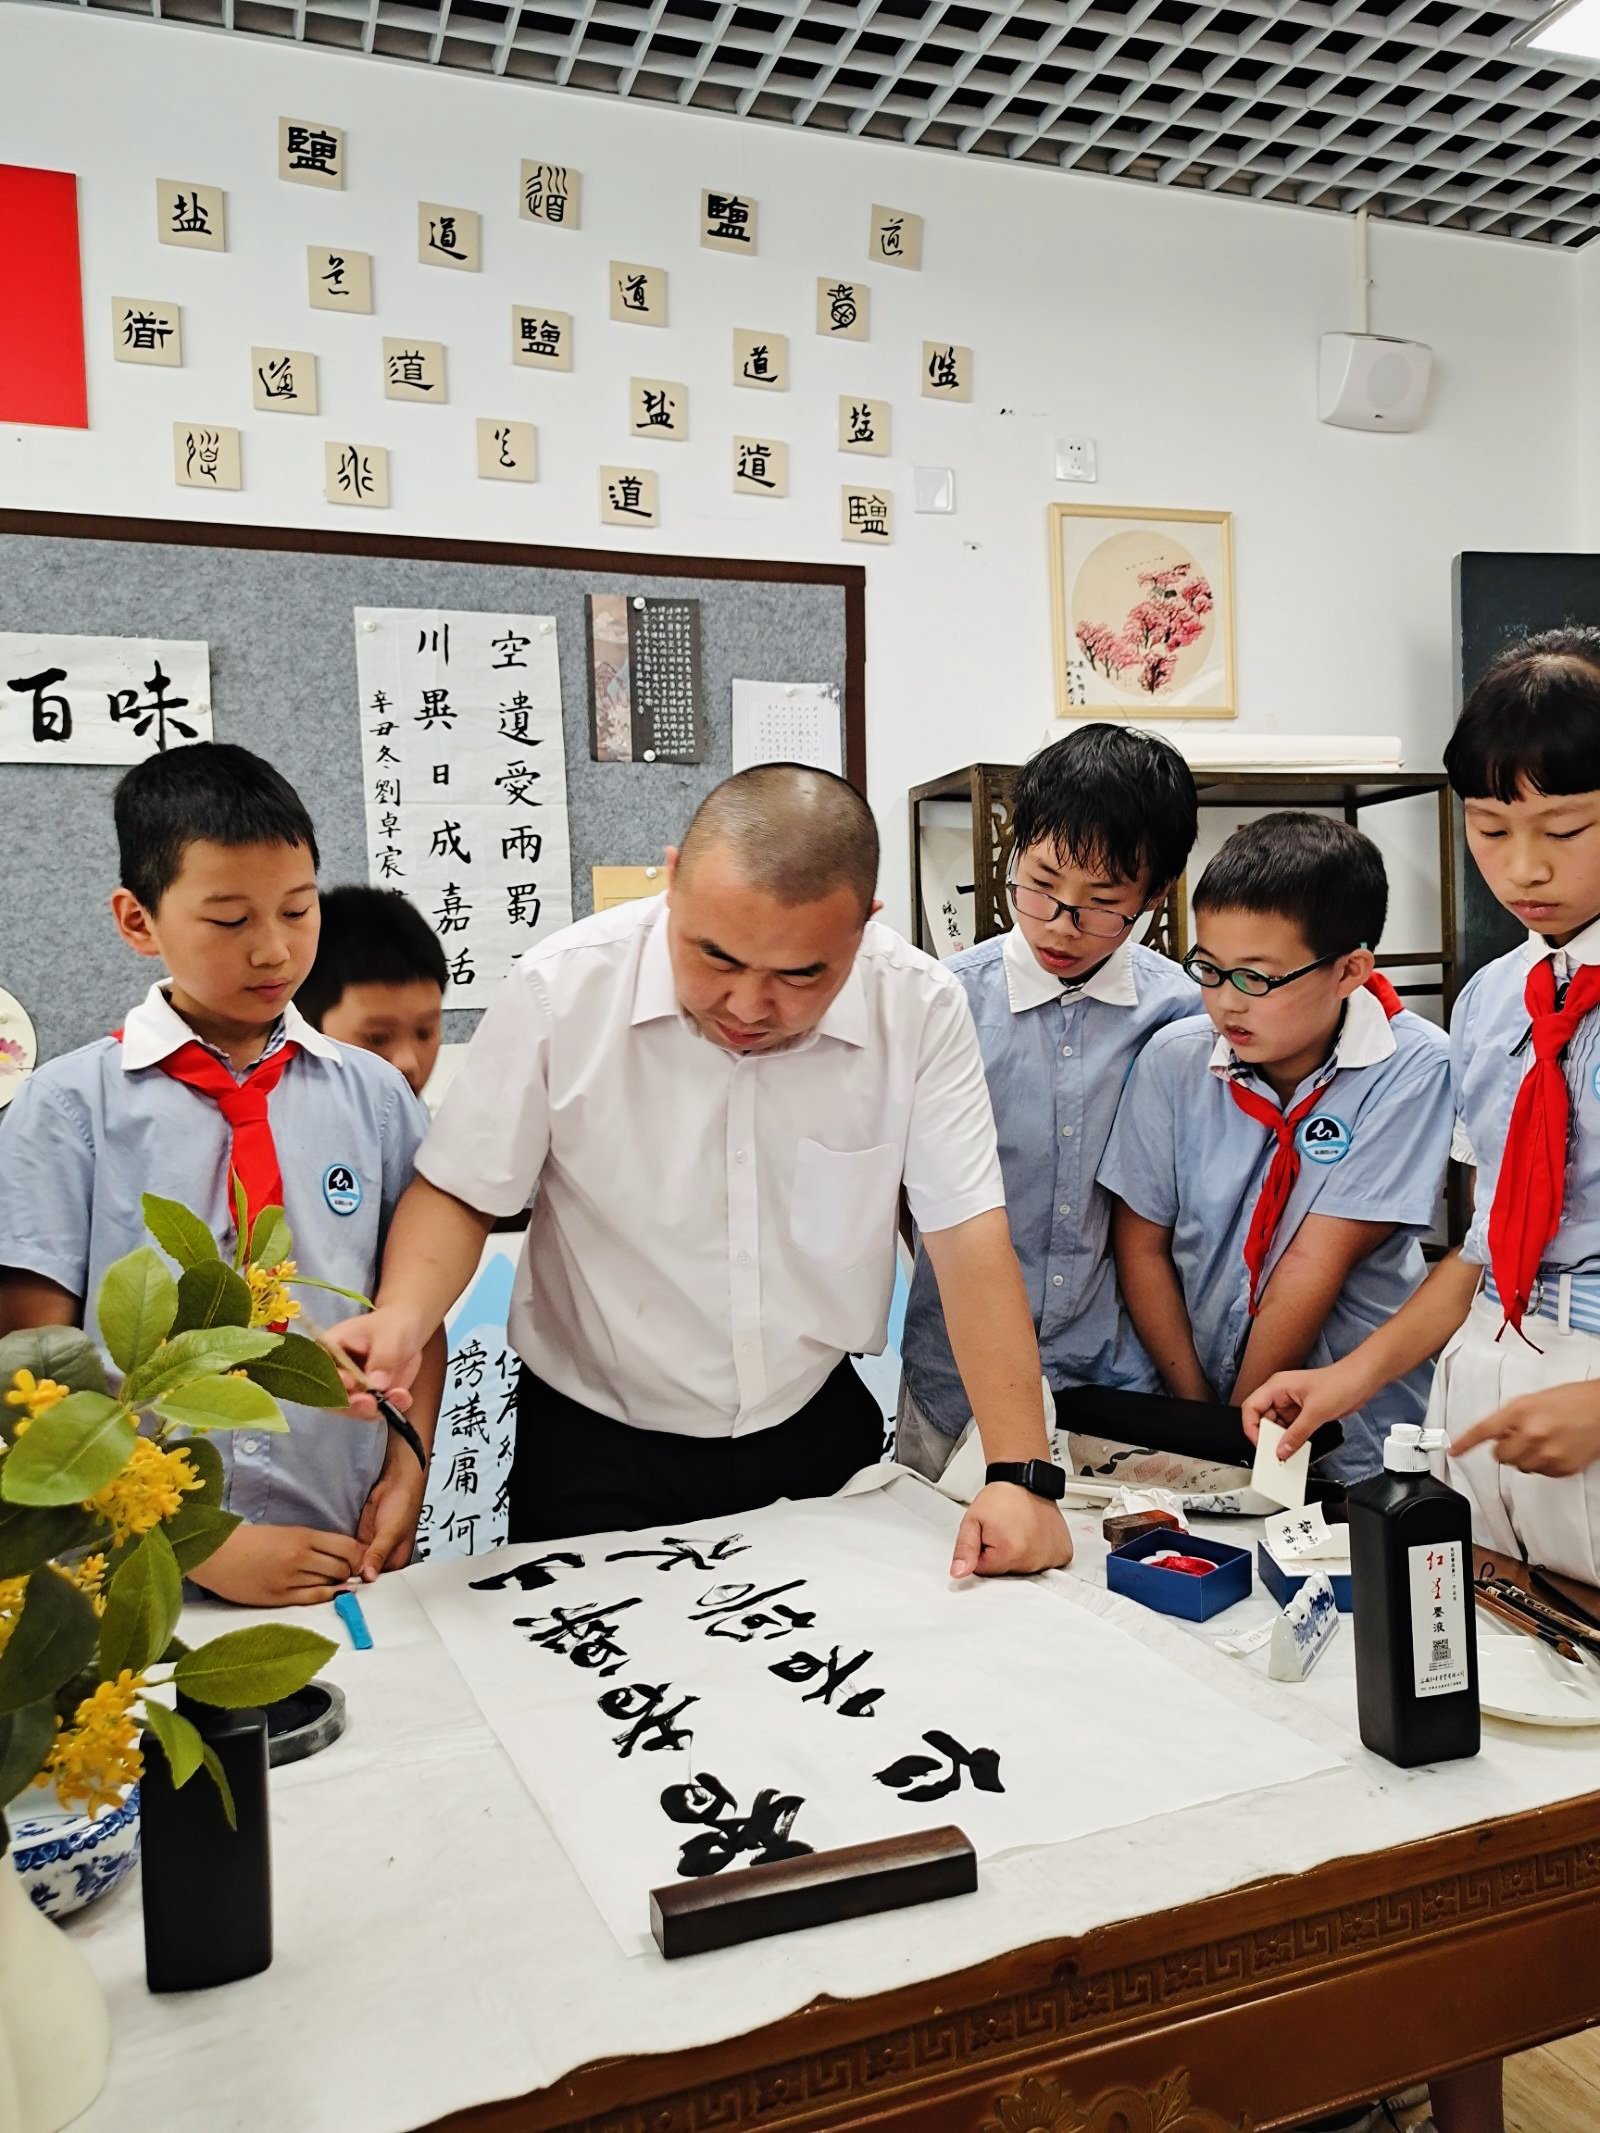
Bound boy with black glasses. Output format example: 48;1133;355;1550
897;725;1199;1480
1099;811;1452;1481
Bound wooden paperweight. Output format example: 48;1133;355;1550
650;1825;976;1959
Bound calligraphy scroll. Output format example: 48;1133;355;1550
354;606;572;1003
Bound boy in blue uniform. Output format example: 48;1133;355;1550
0;743;443;1608
1101;813;1452;1481
298;884;447;1100
1249;631;1600;1594
1237;658;1600;2133
897;724;1199;1478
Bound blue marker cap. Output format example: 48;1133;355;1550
334;1590;373;1651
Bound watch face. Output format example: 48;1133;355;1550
1022;1460;1064;1500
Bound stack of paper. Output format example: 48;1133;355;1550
1046;725;1405;773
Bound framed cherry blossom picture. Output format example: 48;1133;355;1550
1050;502;1236;721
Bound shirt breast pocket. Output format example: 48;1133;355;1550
790;1139;902;1270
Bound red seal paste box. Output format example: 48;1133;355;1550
1105;1526;1252;1622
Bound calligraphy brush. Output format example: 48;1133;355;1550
1474;1588;1585;1667
1528;1564;1600;1638
1480;1574;1600;1655
304;1319;429;1474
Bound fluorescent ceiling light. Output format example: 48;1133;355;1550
1527;0;1600;57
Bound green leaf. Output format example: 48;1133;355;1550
140;1697;205;1788
172;1261;253;1337
0;1567;98;1715
154;1375;286;1435
0;1499;107;1580
173;1625;336;1709
232;1175;250;1270
0;1327;107;1409
96;1248;179;1377
160;1635;191;1664
161;1504;242;1577
0;1394;136;1507
200;1741;237;1830
141;1194;221;1272
248;1204;293;1275
0;1698;55;1808
284;1276;374;1310
123;1327;279;1411
240;1332;349;1410
100;1526;182;1679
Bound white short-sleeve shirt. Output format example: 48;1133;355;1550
417;896;1004;1438
1452;913;1600;1273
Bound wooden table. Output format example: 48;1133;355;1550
440;1550;1600;2133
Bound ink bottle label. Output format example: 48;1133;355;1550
1408;1538;1469;1699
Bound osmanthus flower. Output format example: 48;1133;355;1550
0;1575;25;1661
4;1369;70;1422
84;1438;203;1549
245;1259;302;1329
40;1670;146;1817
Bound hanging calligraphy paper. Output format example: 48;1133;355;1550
354;606;573;1004
0;633;211;764
413;1235;519;1564
732;328;787;391
585;594;704;765
0;165;87;429
307;244;373;312
156;180;226;254
409;1488;1341;1957
869;204;923;270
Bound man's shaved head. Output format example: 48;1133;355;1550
677;765;879;918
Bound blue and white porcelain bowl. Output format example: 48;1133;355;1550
9;1785;141;1920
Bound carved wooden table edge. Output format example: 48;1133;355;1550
429;1786;1600;2133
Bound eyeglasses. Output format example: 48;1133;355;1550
1007;877;1140;941
1182;949;1341;998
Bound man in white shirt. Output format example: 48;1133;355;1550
333;767;1072;1577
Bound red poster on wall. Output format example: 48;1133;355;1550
0;164;89;429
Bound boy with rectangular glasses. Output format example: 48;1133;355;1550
1098;811;1453;1481
897;725;1199;1480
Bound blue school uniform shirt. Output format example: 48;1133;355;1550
1452;917;1600;1283
1097;988;1453;1478
0;983;429;1533
900;925;1200;1433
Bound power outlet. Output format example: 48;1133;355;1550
1054;436;1098;484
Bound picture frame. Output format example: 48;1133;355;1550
1049;503;1236;721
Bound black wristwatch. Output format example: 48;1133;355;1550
986;1459;1067;1502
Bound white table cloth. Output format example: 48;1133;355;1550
65;1472;1600;2133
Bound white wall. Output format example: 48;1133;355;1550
1580;247;1600;552
0;7;1582;940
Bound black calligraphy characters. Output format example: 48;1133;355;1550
659;1773;813;1879
875;1730;1004;1803
600;1681;699;1759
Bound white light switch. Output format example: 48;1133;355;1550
913;465;956;513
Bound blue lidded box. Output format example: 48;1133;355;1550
1256;1541;1354;1614
1106;1527;1252;1621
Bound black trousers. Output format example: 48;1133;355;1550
507;1359;884;1543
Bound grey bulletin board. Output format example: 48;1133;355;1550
0;511;865;1062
